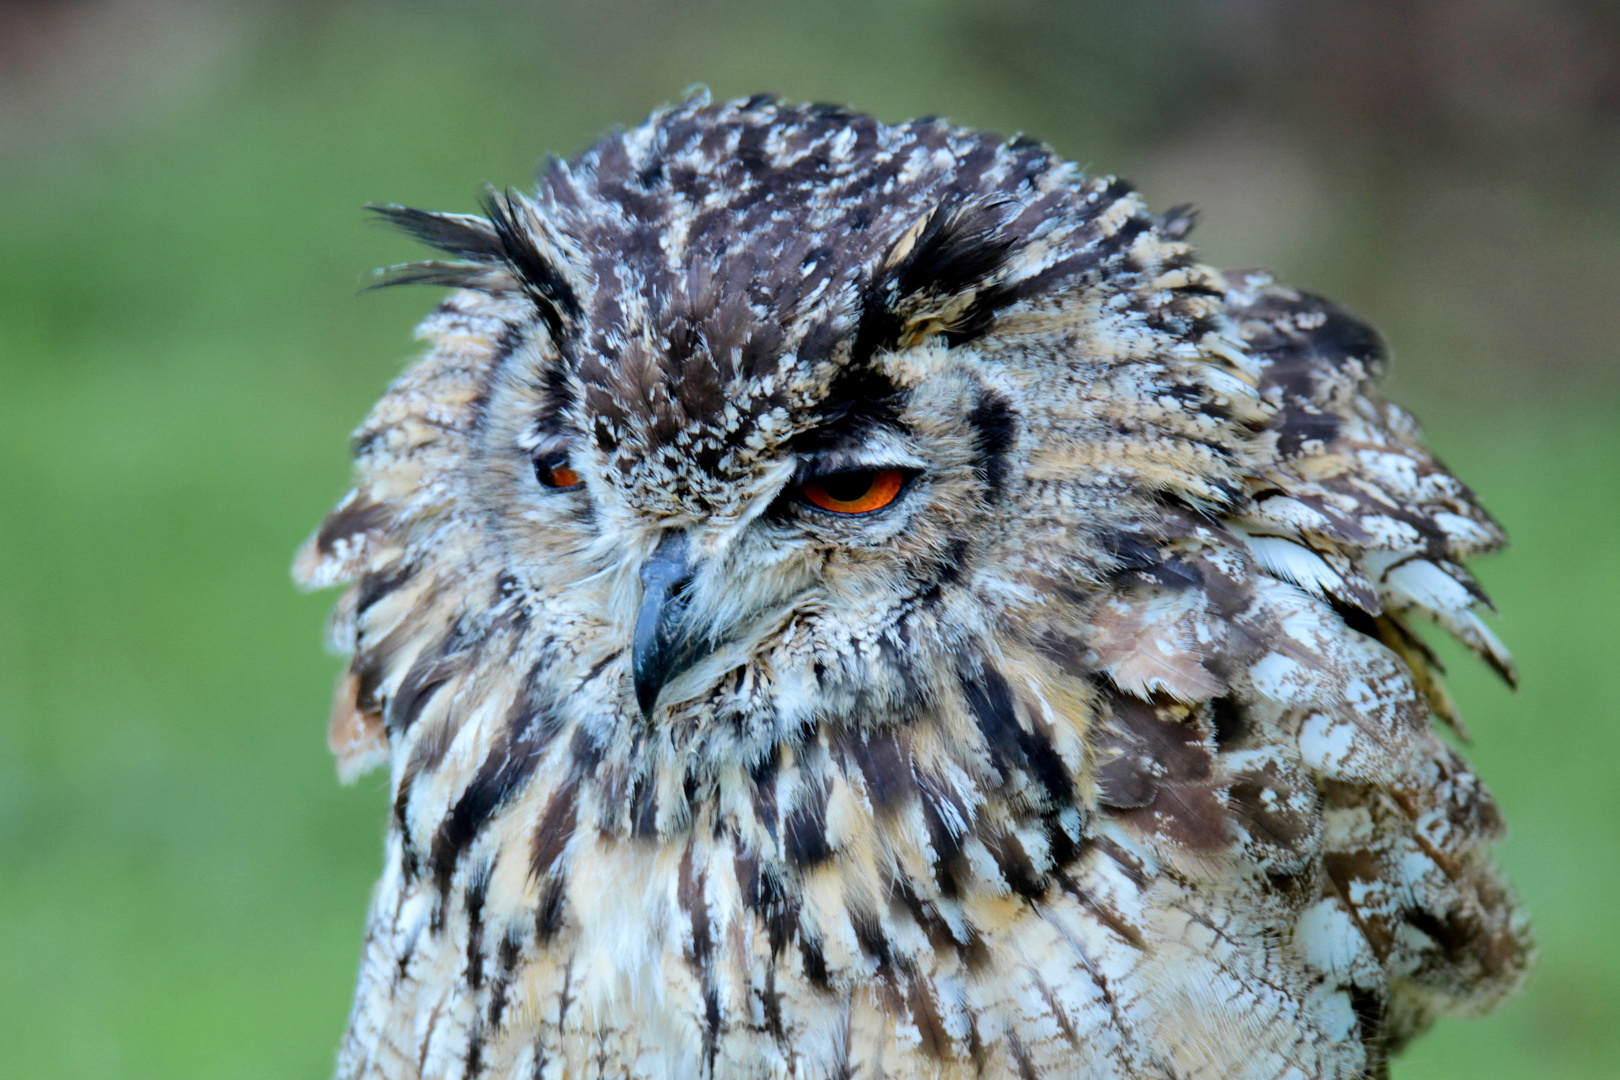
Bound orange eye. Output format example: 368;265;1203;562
535;454;582;489
797;468;908;515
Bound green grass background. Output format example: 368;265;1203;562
1;2;1616;1076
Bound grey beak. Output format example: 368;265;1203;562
632;530;705;717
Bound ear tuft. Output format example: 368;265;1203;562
854;197;1020;360
479;190;582;341
366;197;582;344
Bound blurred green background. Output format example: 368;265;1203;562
1;1;1616;1076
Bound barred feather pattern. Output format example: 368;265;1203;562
296;95;1529;1079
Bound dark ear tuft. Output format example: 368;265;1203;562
367;196;581;344
480;190;583;342
367;204;508;293
368;204;504;261
853;197;1021;362
895;199;1019;307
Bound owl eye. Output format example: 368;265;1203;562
796;468;909;515
535;452;582;489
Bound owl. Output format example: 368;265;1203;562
294;94;1530;1079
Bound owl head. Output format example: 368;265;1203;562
295;94;1266;835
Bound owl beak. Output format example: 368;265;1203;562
632;529;705;717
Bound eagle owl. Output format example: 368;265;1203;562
295;95;1530;1079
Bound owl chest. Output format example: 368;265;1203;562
360;823;1369;1080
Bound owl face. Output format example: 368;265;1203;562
484;338;1010;730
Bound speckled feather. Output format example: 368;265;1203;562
296;95;1529;1079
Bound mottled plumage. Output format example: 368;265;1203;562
296;94;1529;1079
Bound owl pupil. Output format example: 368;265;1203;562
819;471;875;502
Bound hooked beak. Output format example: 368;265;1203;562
632;530;707;717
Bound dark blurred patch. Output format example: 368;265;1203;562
1218;0;1620;159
